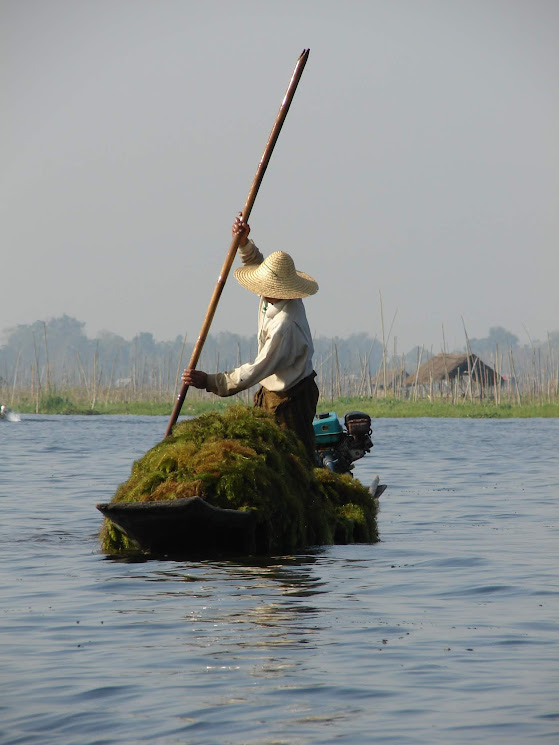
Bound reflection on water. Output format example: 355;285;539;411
0;415;558;744
105;555;328;658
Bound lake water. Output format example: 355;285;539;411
1;414;557;745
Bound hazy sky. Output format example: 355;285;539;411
2;0;557;353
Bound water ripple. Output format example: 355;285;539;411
0;415;558;744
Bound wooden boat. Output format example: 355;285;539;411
97;497;258;557
97;408;386;557
96;477;385;558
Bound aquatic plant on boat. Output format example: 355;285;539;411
99;405;379;555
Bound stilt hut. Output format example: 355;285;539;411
403;353;503;399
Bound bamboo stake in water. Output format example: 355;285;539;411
441;324;450;401
413;345;424;402
165;49;310;438
379;291;387;397
10;350;21;407
43;322;51;395
32;332;41;413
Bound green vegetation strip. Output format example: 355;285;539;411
327;397;559;419
100;405;379;556
11;391;559;417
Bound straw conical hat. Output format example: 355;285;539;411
234;251;318;299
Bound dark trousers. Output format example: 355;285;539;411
253;372;319;460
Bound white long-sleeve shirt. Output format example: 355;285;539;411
205;240;315;396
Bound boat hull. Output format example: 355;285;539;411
97;478;386;558
97;497;258;557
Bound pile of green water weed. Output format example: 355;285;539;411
100;405;378;555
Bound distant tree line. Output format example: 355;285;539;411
0;315;556;396
0;314;387;393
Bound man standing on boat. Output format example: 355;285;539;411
182;214;319;459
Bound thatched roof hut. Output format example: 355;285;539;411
403;353;502;388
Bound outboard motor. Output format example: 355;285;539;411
313;411;373;474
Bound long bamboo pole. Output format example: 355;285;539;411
165;49;310;437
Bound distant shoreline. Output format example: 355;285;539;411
7;395;559;419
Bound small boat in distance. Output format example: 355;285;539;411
0;405;21;422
